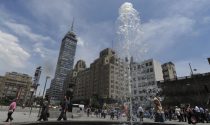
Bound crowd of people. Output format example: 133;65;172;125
164;104;210;124
85;106;122;120
2;95;210;124
82;97;210;124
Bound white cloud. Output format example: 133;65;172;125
4;21;54;43
0;30;30;68
74;21;113;66
23;0;74;26
175;58;210;77
33;42;58;58
142;16;195;54
77;37;85;47
203;16;210;24
163;0;210;18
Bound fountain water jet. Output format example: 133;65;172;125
115;2;148;124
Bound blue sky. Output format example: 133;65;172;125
0;0;210;94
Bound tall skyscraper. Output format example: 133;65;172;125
49;23;77;102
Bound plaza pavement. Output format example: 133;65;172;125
0;109;209;125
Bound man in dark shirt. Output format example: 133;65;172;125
38;95;50;121
57;96;68;121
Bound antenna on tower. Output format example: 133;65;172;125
71;17;75;32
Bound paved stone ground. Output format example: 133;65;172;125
0;111;209;125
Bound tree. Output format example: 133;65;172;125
90;94;100;108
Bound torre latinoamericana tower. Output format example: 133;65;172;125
48;23;77;102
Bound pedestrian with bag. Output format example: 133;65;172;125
4;98;17;122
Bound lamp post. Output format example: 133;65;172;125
189;63;202;105
42;76;50;98
37;76;50;117
189;63;197;76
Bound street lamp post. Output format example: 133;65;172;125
37;76;50;117
188;63;202;105
42;76;50;98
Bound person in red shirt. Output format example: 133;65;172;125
5;98;17;122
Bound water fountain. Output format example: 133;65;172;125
115;2;168;125
115;2;149;124
115;2;145;61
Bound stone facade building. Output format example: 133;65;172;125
63;48;130;103
0;72;32;105
162;62;177;81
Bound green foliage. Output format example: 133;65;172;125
90;94;100;108
0;96;15;105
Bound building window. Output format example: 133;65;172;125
150;68;153;72
149;62;152;66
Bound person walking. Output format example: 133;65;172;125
199;107;205;123
103;109;107;118
194;106;200;122
4;98;17;122
153;96;164;122
183;107;187;122
57;96;68;121
168;107;173;121
204;108;209;123
186;104;194;124
137;106;144;122
110;108;115;120
95;108;99;118
86;106;91;117
37;95;50;121
175;106;181;122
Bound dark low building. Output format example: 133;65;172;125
157;72;210;108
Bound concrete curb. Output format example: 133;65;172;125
0;120;184;125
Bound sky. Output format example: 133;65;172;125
0;0;210;94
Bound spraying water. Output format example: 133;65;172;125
115;2;147;124
43;58;55;77
116;2;146;61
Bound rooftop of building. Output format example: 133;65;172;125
162;61;175;66
5;72;31;77
158;72;210;83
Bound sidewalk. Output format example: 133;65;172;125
0;111;209;125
